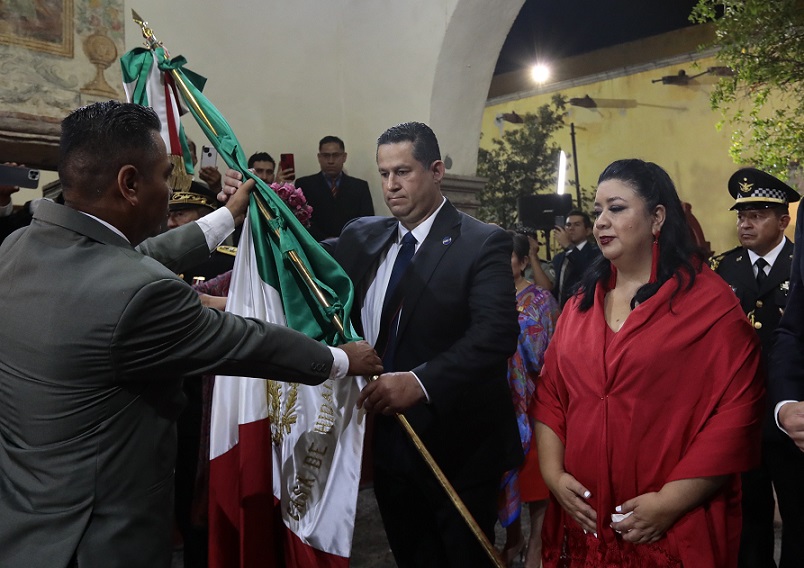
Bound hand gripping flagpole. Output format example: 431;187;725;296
131;12;504;567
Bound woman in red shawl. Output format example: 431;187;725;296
533;159;764;567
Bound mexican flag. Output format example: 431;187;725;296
120;45;365;567
209;213;366;567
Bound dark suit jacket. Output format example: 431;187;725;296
551;241;602;307
0;201;334;568
296;171;374;240
328;200;521;489
715;238;794;353
716;238;794;441
771;208;804;404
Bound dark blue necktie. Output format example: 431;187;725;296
382;232;417;370
383;232;417;312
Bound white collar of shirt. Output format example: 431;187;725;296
747;237;786;272
571;239;588;252
397;196;447;249
79;211;130;242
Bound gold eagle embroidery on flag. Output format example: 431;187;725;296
267;381;298;445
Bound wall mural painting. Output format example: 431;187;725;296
0;0;75;58
0;0;124;119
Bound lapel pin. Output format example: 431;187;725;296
442;236;452;246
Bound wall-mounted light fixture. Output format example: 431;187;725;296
494;111;525;135
568;95;597;108
652;66;735;85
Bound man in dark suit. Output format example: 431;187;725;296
550;210;602;307
295;135;374;240
331;123;521;567
775;190;804;450
713;167;804;568
0;101;382;568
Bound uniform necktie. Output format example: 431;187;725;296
330;178;339;198
382;232;417;370
755;257;768;287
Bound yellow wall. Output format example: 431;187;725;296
482;55;798;255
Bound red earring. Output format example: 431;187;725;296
650;231;660;284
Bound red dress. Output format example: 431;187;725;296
534;266;764;567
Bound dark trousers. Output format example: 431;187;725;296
175;381;208;568
373;464;499;568
739;439;804;568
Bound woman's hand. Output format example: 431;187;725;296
610;491;678;544
611;475;726;545
551;471;597;534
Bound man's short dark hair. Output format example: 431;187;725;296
567;209;592;229
248;152;275;168
59;101;161;195
376;122;441;170
319;136;345;151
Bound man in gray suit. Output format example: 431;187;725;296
0;101;382;568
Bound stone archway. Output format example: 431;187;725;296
429;0;525;177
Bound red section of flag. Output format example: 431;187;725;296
283;527;349;568
162;72;183;156
208;418;282;568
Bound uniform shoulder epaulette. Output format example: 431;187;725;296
709;246;741;271
215;245;238;257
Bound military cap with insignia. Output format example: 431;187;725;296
728;167;801;210
169;180;219;213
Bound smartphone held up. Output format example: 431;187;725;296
0;164;40;189
279;153;295;181
199;145;218;169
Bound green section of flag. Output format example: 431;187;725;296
128;47;359;346
120;48;195;176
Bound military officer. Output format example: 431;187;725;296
713;167;804;568
168;180;236;285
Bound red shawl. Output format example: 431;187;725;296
534;265;763;568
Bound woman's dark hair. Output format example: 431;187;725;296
577;159;704;311
508;230;531;264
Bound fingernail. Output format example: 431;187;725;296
593;532;598;539
583;490;591;499
615;505;622;513
583;529;588;535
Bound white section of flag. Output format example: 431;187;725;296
209;214;365;559
121;50;183;155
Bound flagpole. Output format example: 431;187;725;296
131;13;503;567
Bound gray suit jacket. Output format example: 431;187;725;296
0;201;333;568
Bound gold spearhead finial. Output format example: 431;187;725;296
131;9;162;51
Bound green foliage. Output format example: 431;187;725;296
690;0;804;177
477;94;568;226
